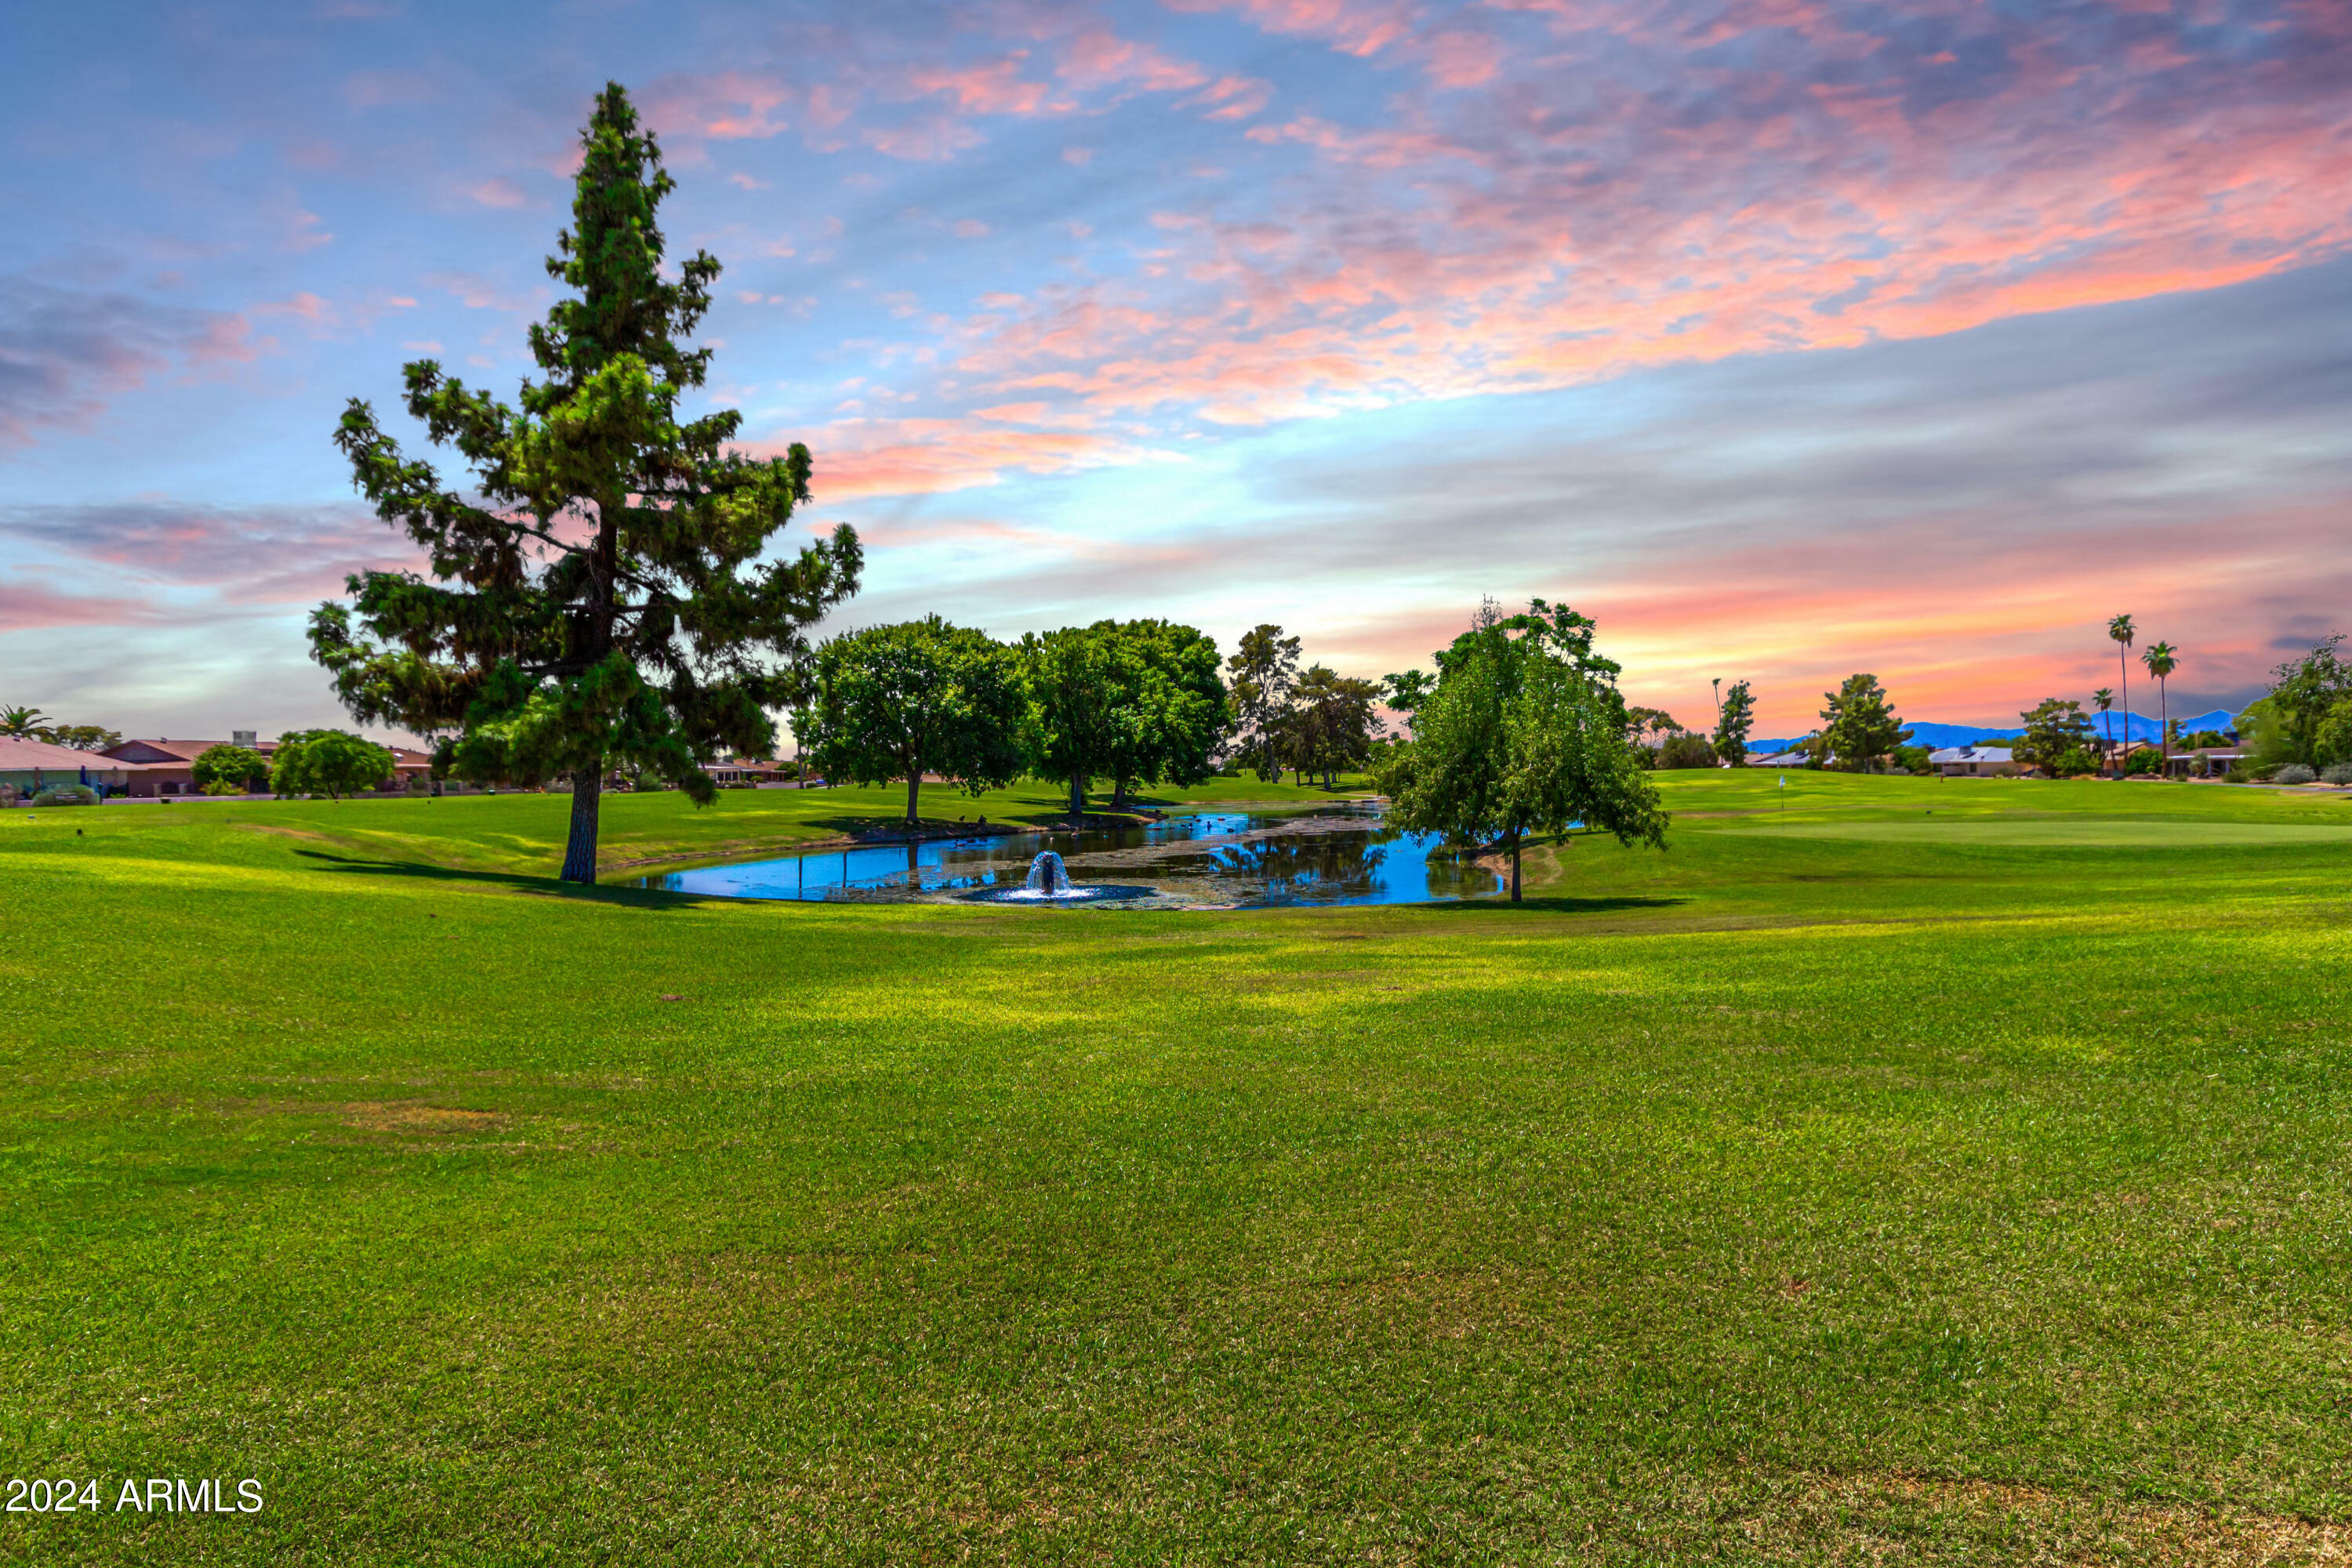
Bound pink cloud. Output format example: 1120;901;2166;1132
0;582;164;631
764;418;1128;500
907;56;1064;116
913;2;2352;434
1184;75;1276;121
1326;496;2352;738
1167;0;1419;57
466;178;530;209
1058;31;1210;93
0;282;261;447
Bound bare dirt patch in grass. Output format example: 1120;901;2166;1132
1711;1471;2350;1563
339;1102;510;1134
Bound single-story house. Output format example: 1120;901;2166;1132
709;757;789;786
1747;750;1811;768
0;737;166;797
101;736;437;797
1929;745;2020;777
2169;744;2250;779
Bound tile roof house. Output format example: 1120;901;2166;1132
100;736;437;797
0;737;168;796
101;738;249;797
1928;745;2020;777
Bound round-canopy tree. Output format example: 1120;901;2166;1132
192;744;270;796
271;730;394;802
1375;600;1666;902
308;82;861;884
1020;619;1227;816
797;618;1025;825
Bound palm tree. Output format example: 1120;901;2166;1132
2107;615;2136;774
0;706;49;739
2092;687;2114;770
2141;641;2178;777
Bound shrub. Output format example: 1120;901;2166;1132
1657;732;1719;769
192;743;270;796
2053;746;2102;778
31;784;98;807
2274;764;2317;786
2321;763;2352;786
270;729;394;801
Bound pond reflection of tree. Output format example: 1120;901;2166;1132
1167;827;1498;903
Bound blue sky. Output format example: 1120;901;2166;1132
4;0;2349;741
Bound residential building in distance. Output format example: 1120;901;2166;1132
100;736;437;797
1929;745;2020;777
0;737;162;797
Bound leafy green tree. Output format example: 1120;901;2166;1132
44;725;122;752
2107;613;2136;766
1021;624;1122;817
797;618;1023;825
1283;665;1385;787
1102;619;1228;808
1819;673;1909;771
192;744;270;796
271;730;393;801
2256;637;2352;768
1225;625;1301;782
1657;731;1717;769
1891;742;1933;775
1374;600;1665;902
1624;706;1680;746
2012;698;2096;772
0;706;50;739
307;84;860;884
1381;668;1434;717
1711;681;1755;765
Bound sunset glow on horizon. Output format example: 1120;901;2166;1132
5;0;2348;742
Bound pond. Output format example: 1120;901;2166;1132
635;804;1504;909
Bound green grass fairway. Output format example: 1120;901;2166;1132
4;773;2349;1563
1728;817;2352;845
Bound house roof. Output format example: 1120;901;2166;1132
103;737;434;767
102;738;229;764
1928;746;2013;763
0;737;169;771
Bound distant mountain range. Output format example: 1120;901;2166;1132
1745;710;2237;754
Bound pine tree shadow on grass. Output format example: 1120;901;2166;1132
291;849;727;909
1430;895;1689;916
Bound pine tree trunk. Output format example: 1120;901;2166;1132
561;769;601;884
1510;830;1523;902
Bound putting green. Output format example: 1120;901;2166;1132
1719;817;2352;846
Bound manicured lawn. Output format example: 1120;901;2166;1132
2;773;2347;1563
78;774;1374;885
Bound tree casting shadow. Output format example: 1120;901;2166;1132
292;849;725;909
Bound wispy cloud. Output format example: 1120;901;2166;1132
0;278;259;447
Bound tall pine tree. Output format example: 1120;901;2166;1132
311;83;860;883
